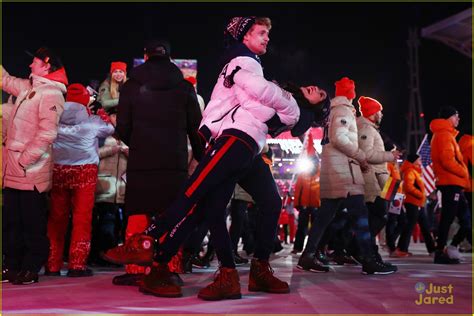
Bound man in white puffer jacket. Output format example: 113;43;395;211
104;16;327;299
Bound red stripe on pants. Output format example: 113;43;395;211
185;137;236;198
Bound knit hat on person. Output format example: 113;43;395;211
110;61;127;74
66;83;90;107
144;39;171;57
358;96;383;118
406;153;420;163
224;16;256;42
334;77;356;100
33;46;63;72
438;106;458;119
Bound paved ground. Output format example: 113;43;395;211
1;242;472;314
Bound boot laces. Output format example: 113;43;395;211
257;261;277;282
208;267;231;290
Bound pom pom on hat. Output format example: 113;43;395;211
66;83;90;107
110;61;127;74
358;96;383;118
334;77;356;100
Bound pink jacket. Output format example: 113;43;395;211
2;67;67;192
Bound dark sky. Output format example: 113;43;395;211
3;2;472;149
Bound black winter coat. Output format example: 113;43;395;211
116;56;204;215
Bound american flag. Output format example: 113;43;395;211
417;134;436;195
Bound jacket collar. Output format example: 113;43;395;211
330;96;355;111
219;42;261;69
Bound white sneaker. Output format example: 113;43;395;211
446;245;462;260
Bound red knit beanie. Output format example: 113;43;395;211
358;96;383;118
66;83;90;107
110;61;127;74
334;77;356;100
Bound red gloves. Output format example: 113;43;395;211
96;108;112;124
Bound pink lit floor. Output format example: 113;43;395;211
2;242;472;314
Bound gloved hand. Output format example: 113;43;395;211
223;66;241;88
96;108;112;124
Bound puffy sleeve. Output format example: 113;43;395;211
330;108;365;163
1;66;31;97
19;90;64;167
232;65;299;127
358;125;394;164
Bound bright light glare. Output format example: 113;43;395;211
296;157;314;173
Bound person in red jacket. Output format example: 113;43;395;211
430;106;471;264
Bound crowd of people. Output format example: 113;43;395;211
1;16;472;302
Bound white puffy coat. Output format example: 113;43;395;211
357;116;395;202
320;96;366;199
2;68;66;192
200;56;299;153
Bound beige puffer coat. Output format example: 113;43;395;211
95;136;128;204
320;96;366;199
357;116;395;202
2;67;66;192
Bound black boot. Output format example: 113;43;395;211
67;268;94;277
12;270;39;285
361;256;397;275
373;245;395;268
112;273;144;286
329;251;358;265
297;252;329;273
233;252;249;265
2;268;19;283
316;250;331;266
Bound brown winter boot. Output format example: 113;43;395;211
139;262;182;297
248;258;290;293
197;267;242;301
102;234;154;266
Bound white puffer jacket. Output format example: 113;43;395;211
357;116;395;202
2;68;66;192
200;56;299;153
320;96;366;199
